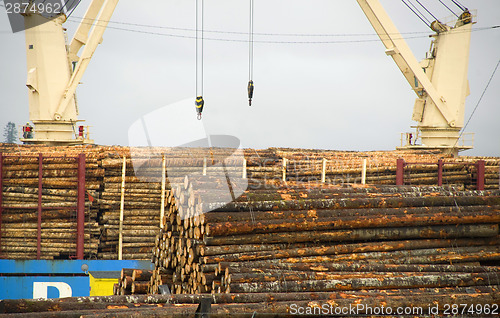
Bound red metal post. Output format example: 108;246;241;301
437;159;443;186
0;153;3;257
37;153;43;260
396;159;405;186
76;153;86;260
476;160;485;191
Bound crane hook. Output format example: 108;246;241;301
196;96;204;120
247;80;254;106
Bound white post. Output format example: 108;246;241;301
203;157;207;176
282;158;287;182
361;159;367;185
160;154;166;229
321;158;327;183
118;156;126;260
242;158;247;179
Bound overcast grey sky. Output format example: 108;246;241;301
1;0;499;156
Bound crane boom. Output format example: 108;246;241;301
54;0;119;122
356;0;455;126
356;0;474;156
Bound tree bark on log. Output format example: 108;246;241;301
226;272;500;293
203;224;499;245
204;212;500;236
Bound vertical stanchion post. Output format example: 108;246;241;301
476;160;485;191
202;157;207;176
119;156;126;260
76;153;86;260
0;153;3;257
361;159;367;185
242;158;247;179
396;159;405;186
437;159;443;186
321;158;327;183
37;153;43;260
282;158;287;182
160;155;166;229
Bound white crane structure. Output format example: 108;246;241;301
20;0;118;145
356;0;474;156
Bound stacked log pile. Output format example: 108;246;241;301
96;147;246;260
0;145;104;259
1;144;499;316
274;148;500;190
97;156;163;260
113;268;155;295
148;178;499;315
1;143;498;263
2;288;500;317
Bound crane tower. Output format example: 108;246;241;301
19;0;118;145
357;0;474;156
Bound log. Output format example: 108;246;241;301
204;212;500;236
220;262;500;274
226;272;500;293
132;270;153;282
205;195;500;212
131;282;149;294
199;205;498;224
199;237;500;262
202;224;499;245
2;287;497;312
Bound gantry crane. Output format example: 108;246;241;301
20;0;119;145
356;0;474;156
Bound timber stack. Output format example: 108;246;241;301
96;147;245;260
2;287;500;317
114;268;155;295
147;176;500;314
271;148;500;190
1;143;499;262
97;155;164;260
0;144;103;259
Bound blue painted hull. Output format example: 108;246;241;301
0;259;153;300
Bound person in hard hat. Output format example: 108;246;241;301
23;122;33;139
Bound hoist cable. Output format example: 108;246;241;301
401;0;431;28
455;59;500;148
249;0;254;81
414;0;439;22
450;0;466;11
437;0;459;18
66;0;81;19
195;0;204;97
195;0;198;97
247;0;255;106
195;0;205;119
201;0;204;96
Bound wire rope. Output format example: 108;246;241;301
455;59;500;148
450;0;466;11
401;0;431;27
249;0;254;81
437;0;459;18
247;0;255;106
195;0;198;97
414;0;439;22
67;14;436;38
201;0;204;96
